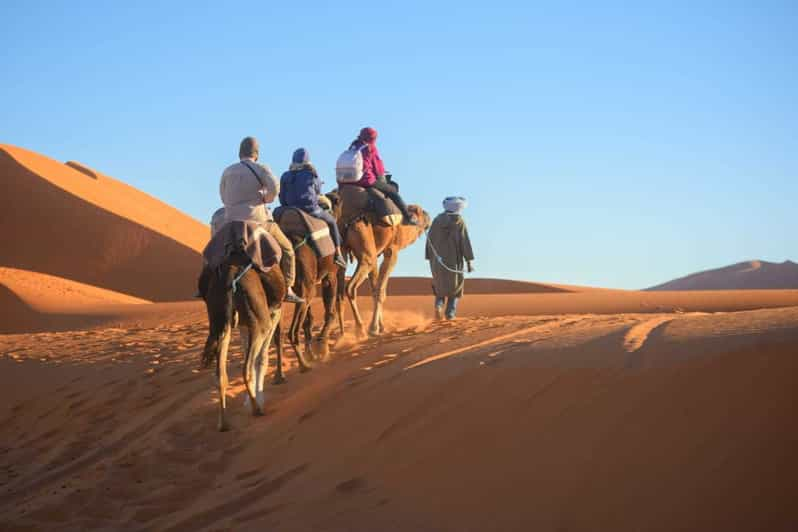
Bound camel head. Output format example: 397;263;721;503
325;189;342;219
409;204;432;231
395;204;431;249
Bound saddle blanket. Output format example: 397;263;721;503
202;220;282;273
339;185;403;227
273;207;336;259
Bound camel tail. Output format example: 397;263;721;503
201;265;237;369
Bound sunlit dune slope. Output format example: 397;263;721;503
0;144;208;301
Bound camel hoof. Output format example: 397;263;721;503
218;421;230;432
315;341;330;361
299;365;312;373
272;375;287;385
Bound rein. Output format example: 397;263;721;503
425;230;467;275
293;236;309;251
230;263;253;294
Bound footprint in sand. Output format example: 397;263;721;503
335;476;367;494
235;469;261;481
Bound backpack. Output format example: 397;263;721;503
335;145;366;183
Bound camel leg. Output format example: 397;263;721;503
370;246;398;336
272;319;286;385
367;261;382;336
336;293;345;336
216;323;232;432
288;301;303;367
346;256;373;338
319;276;336;340
336;266;346;336
291;301;313;372
317;277;336;361
303;305;314;360
244;324;268;416
254;307;280;409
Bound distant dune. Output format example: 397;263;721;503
369;276;572;296
647;260;798;291
0;144;208;301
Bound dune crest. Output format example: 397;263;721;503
2;144;208;252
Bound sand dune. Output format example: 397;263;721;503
0;267;150;334
0;267;150;309
1;305;795;530
648;259;798;290
0;144;208;301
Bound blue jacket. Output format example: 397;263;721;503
279;164;320;211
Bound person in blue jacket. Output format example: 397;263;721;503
280;148;347;268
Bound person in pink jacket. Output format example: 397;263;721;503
347;127;419;226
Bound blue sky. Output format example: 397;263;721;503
2;1;796;288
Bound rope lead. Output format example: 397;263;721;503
230;263;253;294
425;231;467;275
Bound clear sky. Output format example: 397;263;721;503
2;1;796;289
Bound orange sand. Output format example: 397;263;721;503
1;306;796;530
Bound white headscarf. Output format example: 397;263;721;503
443;196;467;214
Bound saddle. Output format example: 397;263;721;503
273;207;336;259
202;220;282;273
339;184;403;228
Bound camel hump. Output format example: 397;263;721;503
339;185;402;227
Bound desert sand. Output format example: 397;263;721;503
1;300;797;531
1;146;797;531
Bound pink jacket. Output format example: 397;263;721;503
350;140;385;187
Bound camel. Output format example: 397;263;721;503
331;190;431;337
273;199;343;381
199;252;285;431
